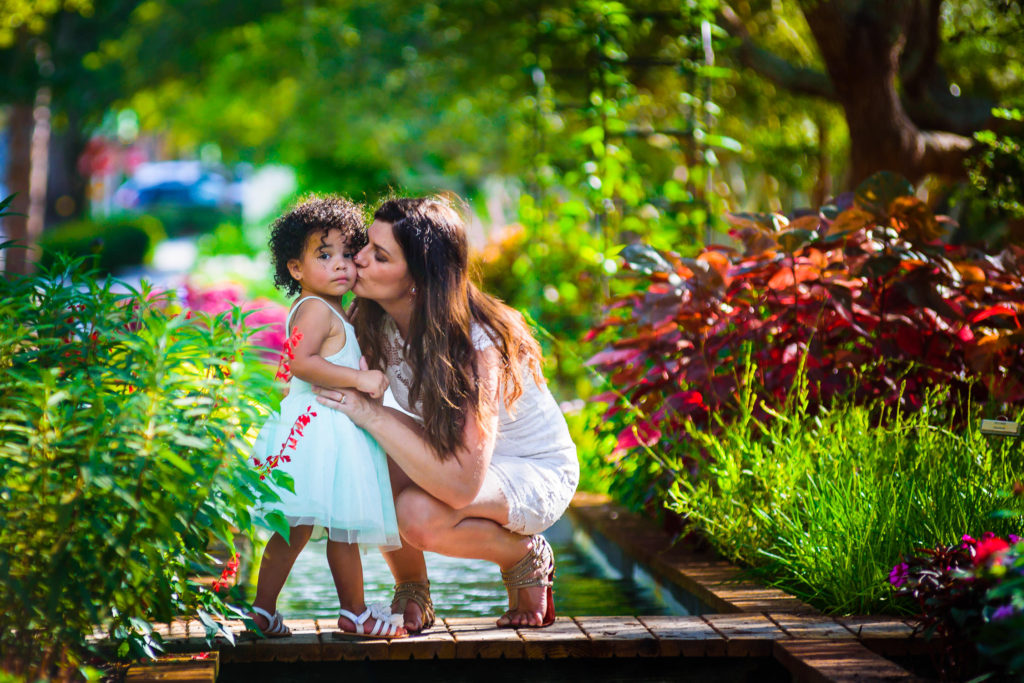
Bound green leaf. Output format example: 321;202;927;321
621;243;675;275
171;432;208;449
270;469;295;494
263;510;291;543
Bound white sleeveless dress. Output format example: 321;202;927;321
252;297;401;550
381;318;579;536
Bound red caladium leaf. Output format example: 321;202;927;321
586;171;1024;479
613;420;662;454
970;305;1020;326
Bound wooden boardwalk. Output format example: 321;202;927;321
122;494;930;682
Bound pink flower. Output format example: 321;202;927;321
889;561;909;587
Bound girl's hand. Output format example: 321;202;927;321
313;386;377;428
356;368;389;399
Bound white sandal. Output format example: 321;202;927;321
250;605;291;638
334;606;408;640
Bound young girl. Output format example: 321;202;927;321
249;196;405;640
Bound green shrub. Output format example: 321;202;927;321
38;215;166;275
0;254;280;678
671;375;1024;615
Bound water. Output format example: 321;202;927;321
269;534;676;621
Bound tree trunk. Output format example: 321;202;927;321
2;90;50;276
802;1;974;187
3;103;33;276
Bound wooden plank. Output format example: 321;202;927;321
386;623;456;660
774;639;922;682
836;616;916;640
837;616;928;656
703;613;789;657
637;615;727;657
125;653;218;683
518;616;592;659
445;617;525;659
768;614;858;640
573;616;659;658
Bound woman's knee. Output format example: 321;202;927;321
395;488;447;549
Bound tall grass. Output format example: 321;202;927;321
671;370;1024;615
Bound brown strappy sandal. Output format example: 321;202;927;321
498;535;555;628
392;580;436;633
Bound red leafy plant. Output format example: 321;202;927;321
892;532;1024;680
587;172;1024;466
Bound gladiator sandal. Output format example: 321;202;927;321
392;580;436;633
498;535;555;628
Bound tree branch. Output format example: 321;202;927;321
719;4;835;100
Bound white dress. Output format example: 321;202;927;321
253;297;401;550
382;318;579;536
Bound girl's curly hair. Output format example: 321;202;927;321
269;195;367;296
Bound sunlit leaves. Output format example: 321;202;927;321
0;255;278;674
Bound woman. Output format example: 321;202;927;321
313;196;579;630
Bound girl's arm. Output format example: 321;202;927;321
314;346;502;509
288;300;389;398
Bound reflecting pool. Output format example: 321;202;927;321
267;522;678;620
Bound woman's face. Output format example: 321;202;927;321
352;220;415;303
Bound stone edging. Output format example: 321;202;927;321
567;491;928;682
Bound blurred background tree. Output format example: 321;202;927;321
2;0;1021;278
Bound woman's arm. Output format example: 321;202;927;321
289;301;389;398
314;347;501;509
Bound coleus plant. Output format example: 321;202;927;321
587;171;1024;461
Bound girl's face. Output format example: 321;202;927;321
287;228;357;298
352;220;414;304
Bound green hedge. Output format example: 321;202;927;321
38;215;166;274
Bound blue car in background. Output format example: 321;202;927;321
114;161;242;235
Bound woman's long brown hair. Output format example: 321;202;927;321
352;197;543;461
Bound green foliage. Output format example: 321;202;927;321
670;384;1024;615
968;107;1024;219
0;255;279;677
474;194;619;401
38;214;166;275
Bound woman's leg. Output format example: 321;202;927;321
251;525;314;629
395;473;550;627
381;456;431;631
327;540;406;636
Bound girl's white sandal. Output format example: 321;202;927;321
334;605;408;640
250;606;291;638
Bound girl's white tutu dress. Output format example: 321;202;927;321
253;296;401;550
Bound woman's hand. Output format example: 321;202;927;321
312;385;378;428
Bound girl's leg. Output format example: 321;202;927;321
382;455;431;631
251;525;314;629
327;540;406;636
394;473;549;627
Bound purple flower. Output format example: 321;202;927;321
889;561;909;587
992;604;1016;621
1010;534;1020;544
961;534;977;548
